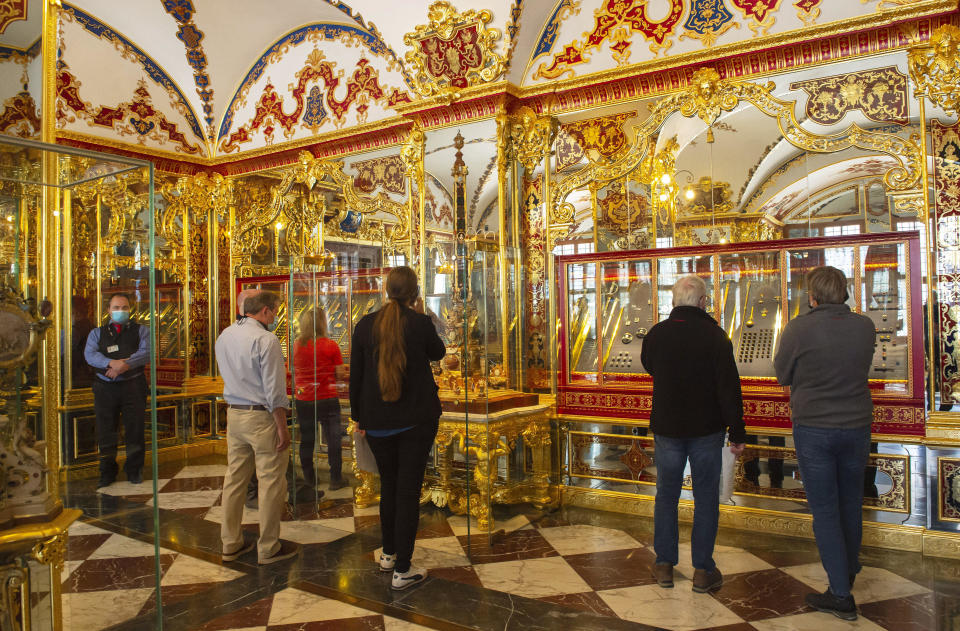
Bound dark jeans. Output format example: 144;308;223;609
744;434;785;487
91;374;146;481
793;424;871;598
366;420;438;574
654;431;724;571
295;398;343;484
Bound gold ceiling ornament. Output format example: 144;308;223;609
234;151;410;257
552;68;923;227
499;106;557;172
158;173;234;278
403;1;507;99
908;24;960;117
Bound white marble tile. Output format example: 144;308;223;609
781;563;930;604
473;556;591;598
375;536;470;569
160;554;244;586
446;513;531;536
204;504;260;525
538;524;641;556
383;618;434;631
751;611;887;630
354;505;381;517
96;480;169;496
267;587;377;625
673;542;774;578
62;588;154;631
316;516;355;533
598;581;744;630
68;521;112;536
322;484;356;500
87;533;174;559
279;520;353;545
148;489;222;510
174;464;228;478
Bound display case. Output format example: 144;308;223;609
557;232;924;438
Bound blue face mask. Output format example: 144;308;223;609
110;310;130;324
267;318;278;332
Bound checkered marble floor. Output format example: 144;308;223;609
68;459;960;630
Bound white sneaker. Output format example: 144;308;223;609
391;566;427;590
379;552;396;572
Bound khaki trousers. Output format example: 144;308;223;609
221;408;289;561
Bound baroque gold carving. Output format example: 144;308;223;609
908;24;960;117
403;1;506;98
790;66;909;126
500;106;556;172
551;68;922;229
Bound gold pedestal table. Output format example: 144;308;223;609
350;402;555;531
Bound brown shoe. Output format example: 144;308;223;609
652;562;674;588
692;567;723;593
259;540;300;565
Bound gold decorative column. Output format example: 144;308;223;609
401;125;426;274
908;25;960;422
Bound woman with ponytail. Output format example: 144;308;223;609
349;266;445;590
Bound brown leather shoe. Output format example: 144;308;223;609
652;562;674;588
692;567;723;593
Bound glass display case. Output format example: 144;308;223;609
557;231;924;438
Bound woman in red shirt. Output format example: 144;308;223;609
293;307;347;490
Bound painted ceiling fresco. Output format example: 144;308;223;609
27;0;957;159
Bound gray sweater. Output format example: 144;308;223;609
773;303;876;429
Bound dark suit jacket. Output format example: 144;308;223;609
349;306;446;430
640;305;746;444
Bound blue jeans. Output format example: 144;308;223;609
654;431;724;570
793;424;871;598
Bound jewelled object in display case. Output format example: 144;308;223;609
557;232;924;438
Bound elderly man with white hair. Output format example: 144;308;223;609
640;274;746;594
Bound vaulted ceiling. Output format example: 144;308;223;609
1;0;956;162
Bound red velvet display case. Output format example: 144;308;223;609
556;232;925;438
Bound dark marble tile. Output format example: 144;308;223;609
858;546;932;588
564;547;658;591
738;540;823;568
355;515;381;531
168;507;213;519
427;566;483;588
314;501;356;520
859;592;935;631
416;516;455;540
159;476;224;493
538;591;619;618
268;616;385;630
708;624;759;631
710;568;812;621
66;533;112;561
194;593;275;630
458;529;559;564
137;582;219;616
63;554;175;593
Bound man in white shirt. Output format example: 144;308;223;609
215;290;297;564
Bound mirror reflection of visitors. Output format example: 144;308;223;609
83;292;149;488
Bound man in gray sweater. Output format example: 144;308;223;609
774;266;876;621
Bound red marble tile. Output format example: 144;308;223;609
267;616;384;630
196;595;274;630
159;476;224;493
428;565;483;588
66;534;112;561
859;592;936;631
63;554;176;593
710;568;813;621
314;501;356;520
564;547;658;591
416;516;455;539
169;507;212;519
354;515;381;531
458;529;559;564
538;591;619;617
137;582;218;616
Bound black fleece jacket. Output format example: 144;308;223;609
640;305;746;444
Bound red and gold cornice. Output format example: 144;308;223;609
55;9;960;176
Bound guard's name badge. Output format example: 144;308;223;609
107;345;119;353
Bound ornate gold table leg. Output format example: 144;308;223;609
523;414;556;509
347;420;379;508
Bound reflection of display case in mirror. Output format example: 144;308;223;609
557;232;924;438
155;283;185;386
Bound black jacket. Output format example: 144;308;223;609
349;306;446;430
640;306;746;443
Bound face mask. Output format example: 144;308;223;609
110;310;130;324
267;311;279;332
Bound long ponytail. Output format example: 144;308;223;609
374;266;419;402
